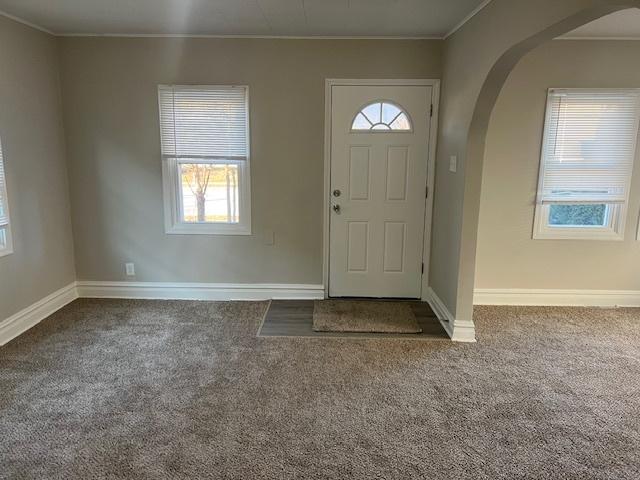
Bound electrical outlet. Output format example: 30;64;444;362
125;263;135;276
449;155;458;173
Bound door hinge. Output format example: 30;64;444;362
426;186;429;198
430;104;433;117
421;263;424;274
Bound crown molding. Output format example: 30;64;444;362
0;3;494;41
0;1;506;42
444;0;493;40
556;36;640;41
0;9;442;40
58;33;442;40
0;10;54;35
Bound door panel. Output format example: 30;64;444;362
386;146;409;201
329;85;431;298
383;222;406;273
347;221;369;272
349;147;371;200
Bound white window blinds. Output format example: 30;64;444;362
158;85;248;160
539;89;640;205
0;140;8;228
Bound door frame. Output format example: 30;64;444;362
322;78;440;300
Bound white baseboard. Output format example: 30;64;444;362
424;287;476;342
474;288;640;307
75;281;325;301
0;283;78;346
8;280;487;347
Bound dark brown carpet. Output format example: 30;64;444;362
1;299;639;479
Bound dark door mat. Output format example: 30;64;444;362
258;300;449;340
312;300;422;333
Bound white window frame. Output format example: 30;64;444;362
0;137;13;257
159;85;252;236
533;203;626;240
533;88;640;241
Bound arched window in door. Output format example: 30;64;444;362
351;101;412;132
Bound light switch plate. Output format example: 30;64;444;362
264;229;275;246
449;155;458;173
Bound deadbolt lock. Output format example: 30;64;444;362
333;189;341;197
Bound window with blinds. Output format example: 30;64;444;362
158;85;251;235
534;88;640;240
0;137;12;255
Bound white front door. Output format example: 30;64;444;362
329;84;432;298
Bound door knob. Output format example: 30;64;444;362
332;204;341;213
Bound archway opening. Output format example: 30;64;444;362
475;9;640;307
440;3;640;342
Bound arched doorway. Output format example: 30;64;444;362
428;0;640;341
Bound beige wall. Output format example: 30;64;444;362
58;37;441;284
0;16;76;320
476;40;640;291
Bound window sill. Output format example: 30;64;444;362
165;223;251;236
533;228;624;241
0;246;14;258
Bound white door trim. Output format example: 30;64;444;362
322;79;440;299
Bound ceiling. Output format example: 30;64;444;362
563;8;640;39
0;0;489;38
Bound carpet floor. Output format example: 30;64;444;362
1;299;639;479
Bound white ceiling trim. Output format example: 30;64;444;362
0;6;470;40
556;36;640;41
59;33;441;40
0;9;54;35
444;0;493;39
0;10;442;39
3;3;637;43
